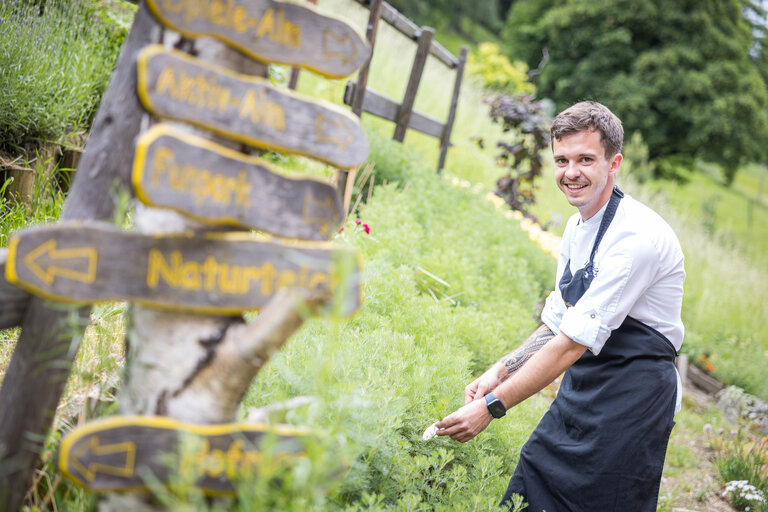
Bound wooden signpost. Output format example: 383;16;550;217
2;0;373;505
133;124;344;239
137;45;368;169
59;415;316;494
5;222;361;316
145;0;370;78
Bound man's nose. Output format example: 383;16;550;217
563;162;581;179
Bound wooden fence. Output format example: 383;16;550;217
290;0;468;174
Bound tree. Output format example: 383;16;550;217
504;0;768;183
387;0;503;37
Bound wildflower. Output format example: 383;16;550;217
700;353;716;372
355;219;361;225
722;480;766;504
338;226;344;233
363;223;371;234
703;423;713;433
731;430;738;436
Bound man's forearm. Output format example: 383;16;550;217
499;324;556;378
496;332;587;410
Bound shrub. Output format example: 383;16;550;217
0;0;132;153
468;43;535;95
242;162;555;509
709;427;768;512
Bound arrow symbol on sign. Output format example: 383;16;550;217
315;114;356;152
24;239;98;285
71;436;137;482
302;194;339;236
322;30;358;66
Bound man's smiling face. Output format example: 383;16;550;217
552;129;622;220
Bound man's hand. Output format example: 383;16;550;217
435;398;492;443
464;367;501;404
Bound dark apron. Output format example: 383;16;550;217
501;187;678;512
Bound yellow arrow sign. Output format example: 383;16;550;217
70;436;137;482
59;415;323;495
315;113;355;152
6;222;362;316
302;194;337;237
322;29;358;66
145;0;370;78
137;46;368;169
23;239;97;286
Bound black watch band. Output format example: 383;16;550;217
484;392;506;419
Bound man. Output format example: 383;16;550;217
436;101;685;511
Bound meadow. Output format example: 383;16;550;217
1;0;767;509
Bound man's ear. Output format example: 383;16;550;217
609;153;623;176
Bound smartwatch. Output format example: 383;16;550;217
484;392;506;419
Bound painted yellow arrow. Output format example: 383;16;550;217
315;114;356;152
23;239;97;286
302;194;338;236
71;436;137;482
322;29;358;66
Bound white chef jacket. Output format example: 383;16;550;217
541;192;685;412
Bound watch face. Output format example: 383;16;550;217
486;393;506;418
489;400;506;418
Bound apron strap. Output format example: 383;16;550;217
587;186;624;267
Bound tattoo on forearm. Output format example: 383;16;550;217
501;325;555;375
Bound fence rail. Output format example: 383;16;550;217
350;0;459;68
346;0;468;173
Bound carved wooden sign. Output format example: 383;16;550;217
133;124;344;240
59;415;316;494
5;223;362;315
145;0;370;78
137;46;368;169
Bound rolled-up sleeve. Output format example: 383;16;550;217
555;235;660;355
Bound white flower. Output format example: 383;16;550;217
422;422;438;441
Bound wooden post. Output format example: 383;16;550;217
0;4;160;509
393;27;434;143
351;0;383;117
437;46;467;173
676;354;688;389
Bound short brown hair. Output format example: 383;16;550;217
551;101;623;158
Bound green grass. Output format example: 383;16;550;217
1;157;66;248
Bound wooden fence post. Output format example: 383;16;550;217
393;27;434;142
0;4;159;509
437;45;467;173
